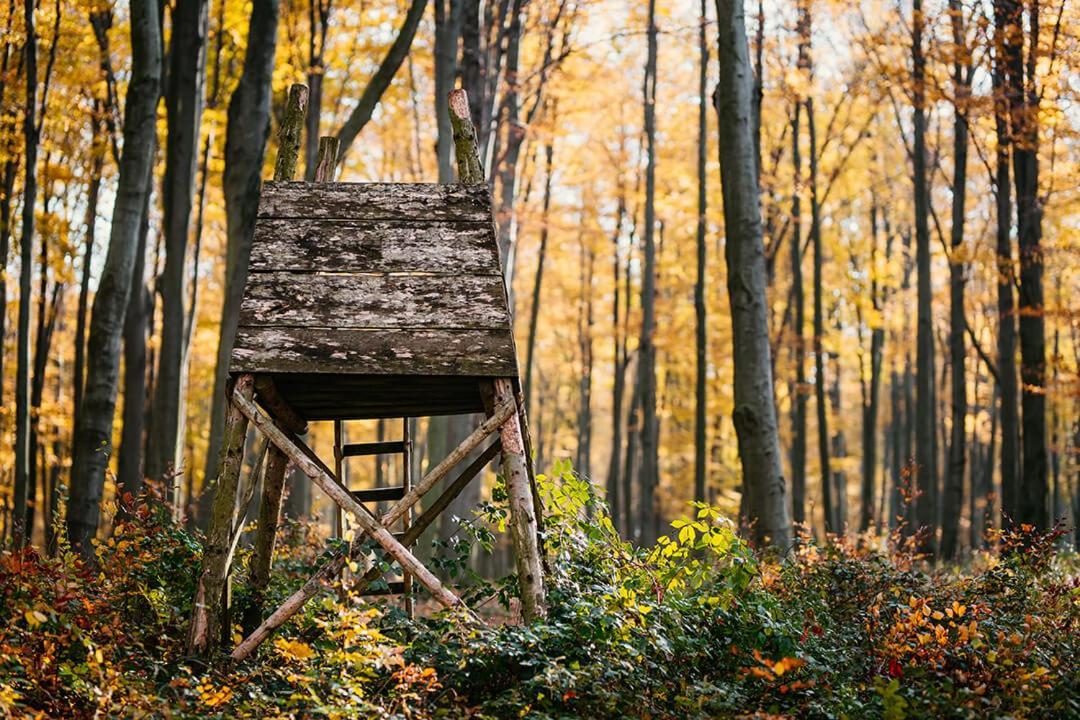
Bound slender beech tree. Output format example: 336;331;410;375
1004;0;1048;529
74;109;104;426
911;0;937;555
524;139;554;409
13;0;39;546
334;0;428;160
992;0;1020;526
0;0;19;414
714;0;792;549
117;195;152;500
577;228;595;479
605;189;627;523
860;200;887;531
637;0;660;544
68;0;162;555
434;0;462;181
493;0;525;270
694;0;709;504
941;0;971;559
302;0;333;181
147;0;209;500
789;2;809;528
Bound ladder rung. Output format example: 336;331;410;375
361;580;406;596
351;485;406;503
341;440;406;457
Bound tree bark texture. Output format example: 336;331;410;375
941;0;969;559
147;0;209;498
912;0;937;555
68;0;161;556
713;0;791;549
637;0;660;545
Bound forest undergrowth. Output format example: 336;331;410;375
1;463;1077;719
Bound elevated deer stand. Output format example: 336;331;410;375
188;87;545;660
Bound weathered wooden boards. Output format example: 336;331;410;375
256;181;491;221
238;273;509;329
249;220;498;273
232;328;516;378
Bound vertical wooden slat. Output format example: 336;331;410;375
402;416;414;619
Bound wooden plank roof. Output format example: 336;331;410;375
229;182;518;420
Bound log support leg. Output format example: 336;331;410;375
491;378;547;621
188;374;254;656
241;444;289;634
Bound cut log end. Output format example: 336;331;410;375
448;89;471;120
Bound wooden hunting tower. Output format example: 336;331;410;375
187;87;546;661
230;182;518;420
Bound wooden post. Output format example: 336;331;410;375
187;374;254;655
401;417;414;618
313;136;340;182
448;89;484;184
449;89;546;621
274;84;309;182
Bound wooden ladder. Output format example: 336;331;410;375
333;417;415;618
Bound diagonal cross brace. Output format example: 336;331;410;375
380;399;515;526
231;387;480;622
230;439;501;661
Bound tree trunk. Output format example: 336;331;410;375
808;93;831;535
117;202;152;501
434;0;462;182
829;348;847;531
911;0;936;555
334;0;429;160
861;204;885;531
1006;0;1048;529
493;0;525;276
991;2;1020;528
605;194;627;525
201;0;282;520
523;140;554;408
0;2;20;417
940;0;969;559
302;0;332;181
13;0;39;547
789;61;807;527
694;0;709;505
73;112;105;429
889;366;903;528
460;0;484;133
67;0;161;556
637;0;660;545
576;236;594;479
147;0;208;500
713;0;791;549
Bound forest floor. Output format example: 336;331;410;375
1;474;1078;719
